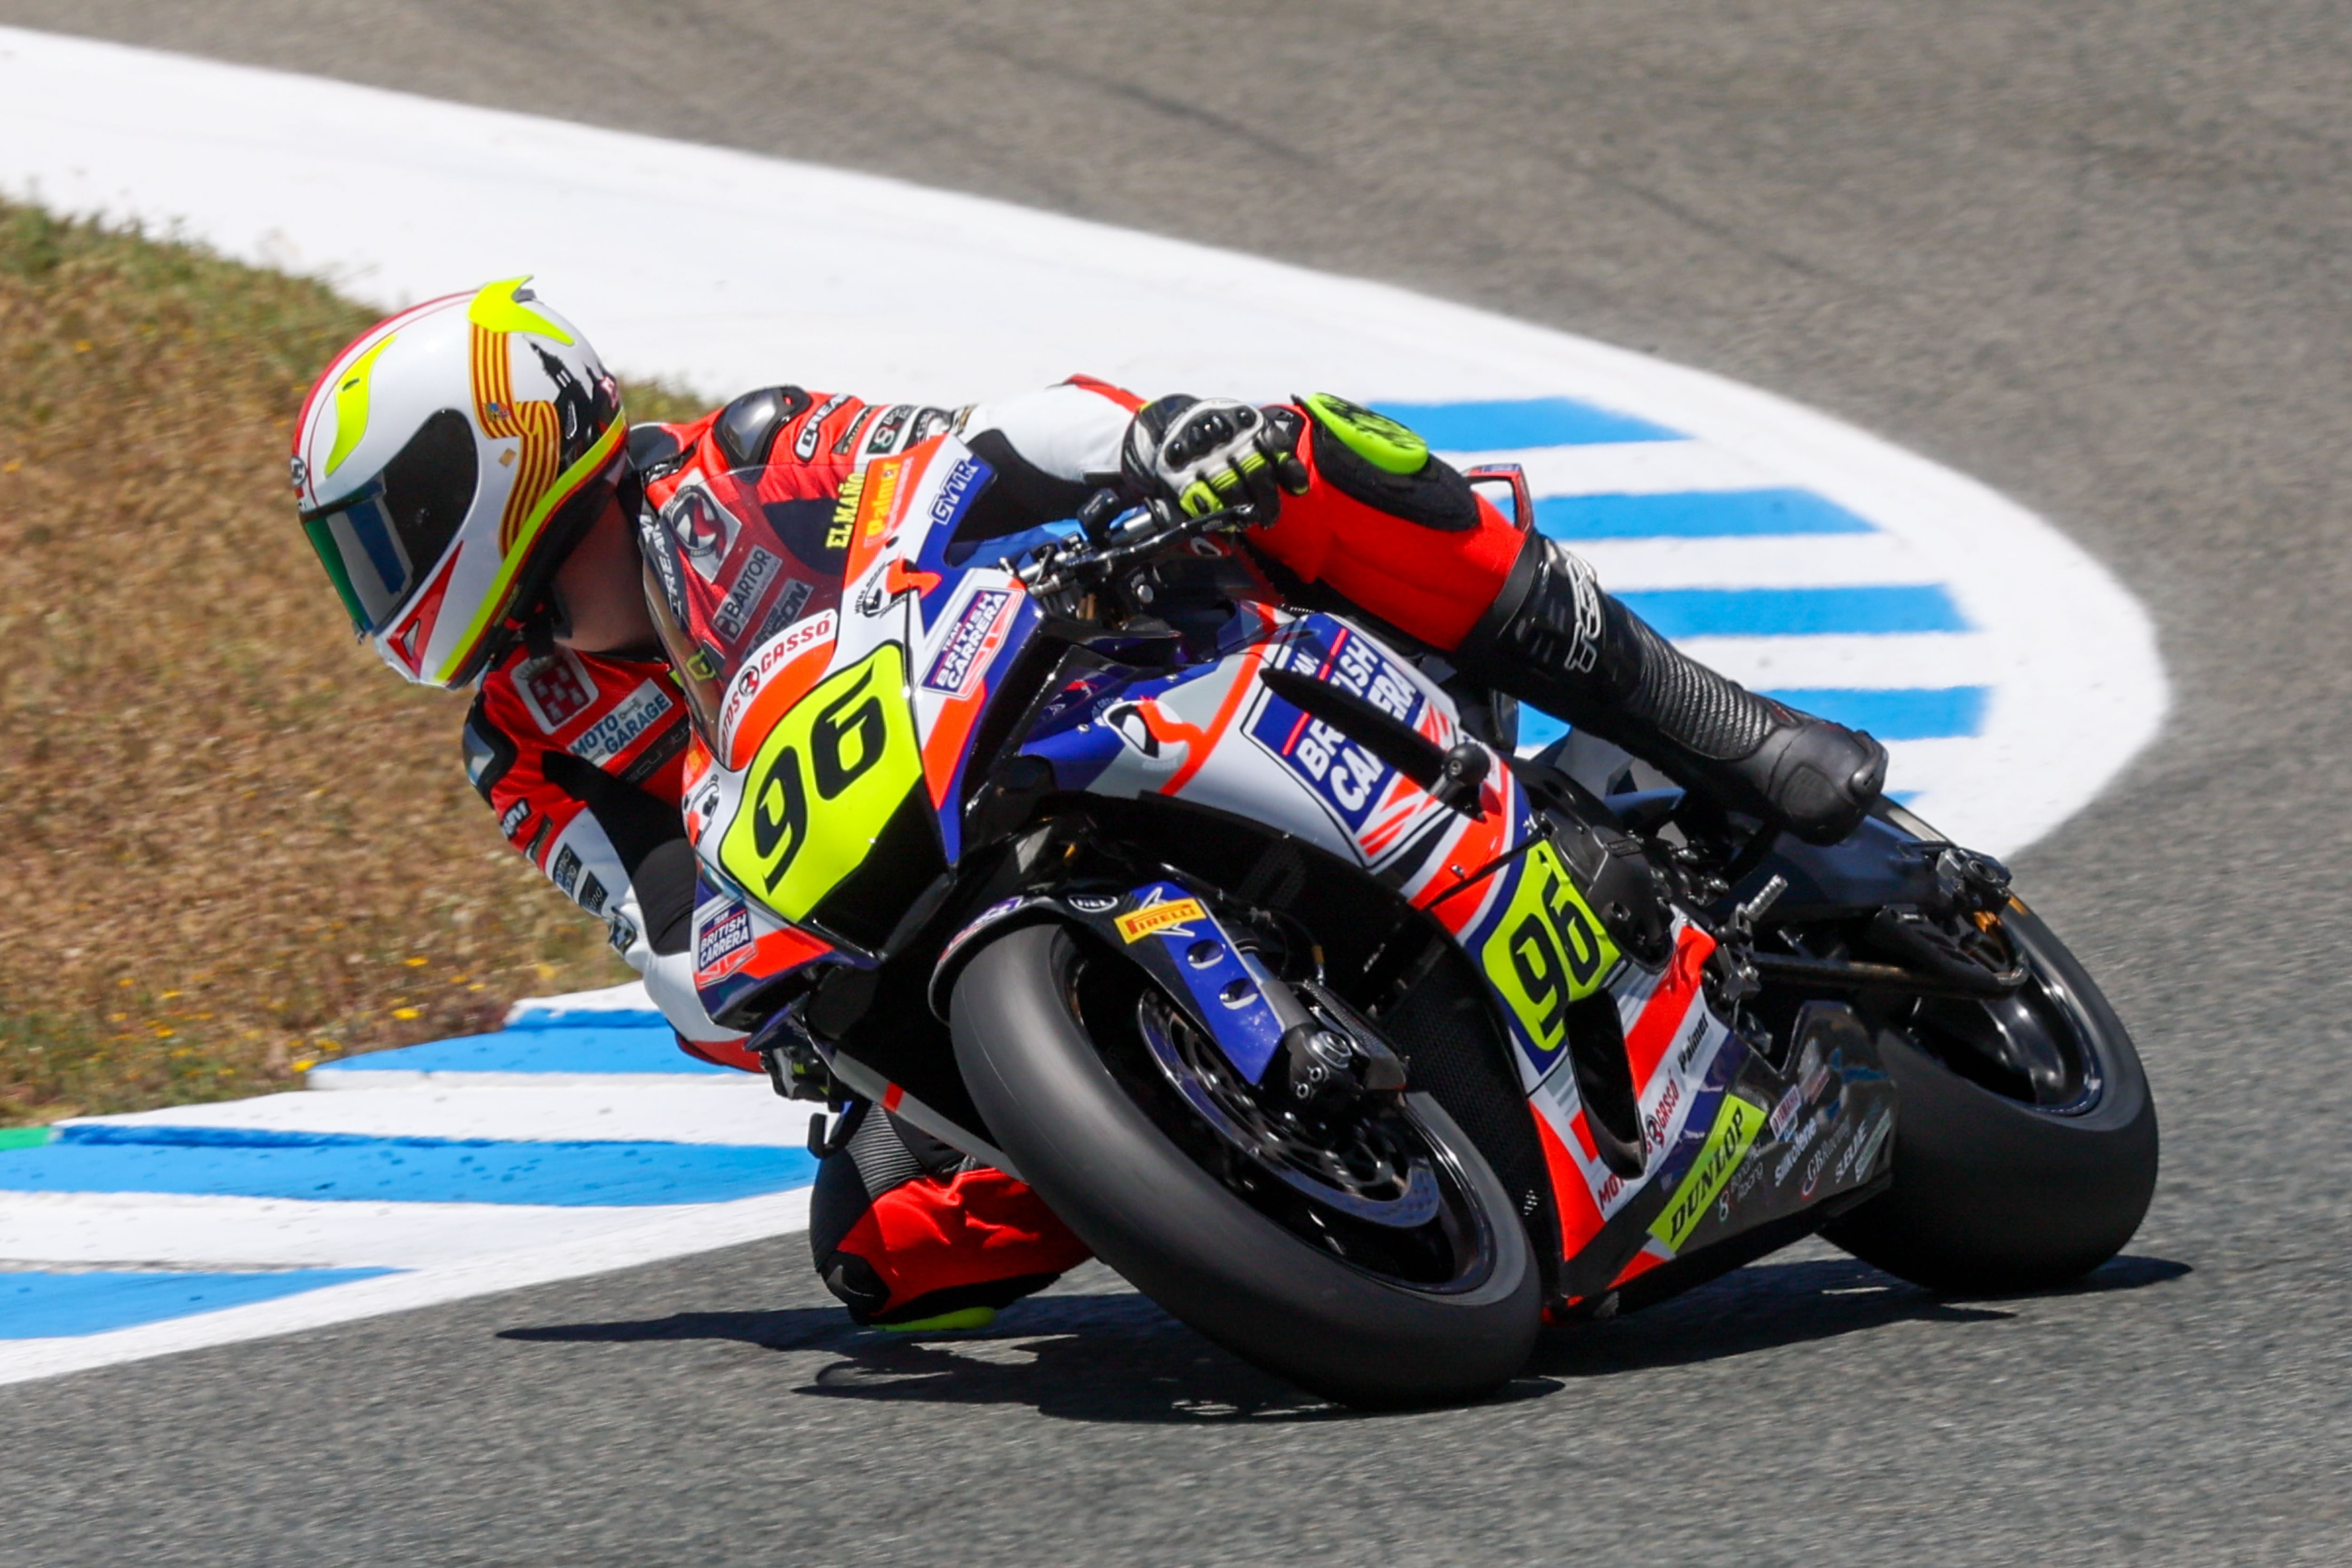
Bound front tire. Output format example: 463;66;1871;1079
951;924;1539;1408
1824;903;2158;1290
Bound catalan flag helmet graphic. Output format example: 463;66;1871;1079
292;278;628;688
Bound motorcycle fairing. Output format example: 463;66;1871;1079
1514;911;1738;1259
1465;836;1632;1081
684;436;1057;1006
677;442;927;994
1571;1002;1899;1300
1038;602;1888;1289
929;878;1290;1085
713;641;927;927
1503;882;1892;1290
909;581;1041;864
1551;1029;1754;1299
1019;602;1773;1283
681;429;1903;1293
688;882;838;1020
681;725;852;1023
1243;617;1450;853
1025;609;1504;877
1674;1005;1895;1250
851;435;1063;864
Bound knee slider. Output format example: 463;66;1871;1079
1297;392;1479;532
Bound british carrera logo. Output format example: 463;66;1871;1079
1246;621;1424;832
922;589;1014;698
695;902;753;978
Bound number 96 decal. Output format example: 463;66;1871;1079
717;644;922;923
1481;839;1622;1062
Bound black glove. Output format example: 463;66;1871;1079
1121;396;1308;523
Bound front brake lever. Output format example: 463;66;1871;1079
1019;499;1251;597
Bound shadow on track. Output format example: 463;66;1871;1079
501;1288;1368;1423
1537;1253;2190;1378
498;1253;2187;1421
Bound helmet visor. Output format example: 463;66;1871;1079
299;408;480;634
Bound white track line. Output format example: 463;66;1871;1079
69;1080;798;1145
1876;738;1987;801
1435;440;1782;497
0;1187;812;1386
0;21;2170;1380
1572;533;1944;591
1671;634;1996;690
303;1066;745;1092
0;1189;771;1271
504;981;654;1022
0;24;2164;853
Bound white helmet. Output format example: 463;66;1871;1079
292;278;628;687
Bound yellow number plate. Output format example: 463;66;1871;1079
717;644;922;924
1481;839;1622;1057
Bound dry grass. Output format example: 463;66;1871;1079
0;203;707;1123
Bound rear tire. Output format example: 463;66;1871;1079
951;924;1539;1408
1824;904;2158;1291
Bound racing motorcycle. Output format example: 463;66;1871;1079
642;432;2159;1408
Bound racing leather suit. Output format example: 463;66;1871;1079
463;374;1846;1326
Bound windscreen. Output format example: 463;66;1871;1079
638;465;851;740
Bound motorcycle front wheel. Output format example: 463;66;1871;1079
950;923;1539;1409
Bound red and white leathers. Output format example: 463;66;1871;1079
460;382;1139;1064
461;643;758;1065
465;375;1533;1326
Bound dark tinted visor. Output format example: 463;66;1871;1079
301;409;480;634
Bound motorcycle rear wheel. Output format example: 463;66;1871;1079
1823;903;2159;1291
950;923;1539;1409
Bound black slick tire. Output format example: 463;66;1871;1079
1824;906;2159;1291
951;924;1540;1409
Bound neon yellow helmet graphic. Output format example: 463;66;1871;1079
291;278;628;688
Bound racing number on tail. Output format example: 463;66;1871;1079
721;645;922;923
1483;839;1622;1056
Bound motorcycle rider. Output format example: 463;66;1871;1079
293;278;1886;1330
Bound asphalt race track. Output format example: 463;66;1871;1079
5;3;2349;1562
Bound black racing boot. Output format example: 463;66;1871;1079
1457;536;1887;844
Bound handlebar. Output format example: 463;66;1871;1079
1016;490;1256;600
